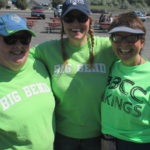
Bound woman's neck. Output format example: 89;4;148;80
68;37;88;47
122;56;146;66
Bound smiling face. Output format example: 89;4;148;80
0;31;31;71
111;32;145;66
62;10;90;46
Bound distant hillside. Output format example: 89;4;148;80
28;0;50;5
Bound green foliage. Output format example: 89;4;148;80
0;0;6;9
15;0;28;10
89;0;150;7
145;0;150;5
120;0;131;9
113;0;120;7
101;0;106;5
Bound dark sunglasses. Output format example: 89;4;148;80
3;34;32;45
63;13;88;23
110;34;141;44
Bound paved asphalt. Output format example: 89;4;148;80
31;15;150;61
0;9;150;60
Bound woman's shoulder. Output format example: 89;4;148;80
94;36;111;46
37;39;61;48
30;39;62;58
93;35;112;51
31;39;62;54
94;35;110;40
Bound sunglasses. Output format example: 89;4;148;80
3;34;32;45
110;34;141;44
63;13;88;23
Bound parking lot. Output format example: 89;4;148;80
30;12;150;61
0;9;150;60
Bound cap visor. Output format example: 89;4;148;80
3;29;36;37
62;6;90;17
108;26;144;34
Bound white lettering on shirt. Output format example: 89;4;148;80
77;63;106;73
22;83;50;98
54;64;72;74
0;83;51;111
54;63;106;74
0;91;21;111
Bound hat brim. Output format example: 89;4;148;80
2;29;36;37
108;26;145;34
62;5;90;17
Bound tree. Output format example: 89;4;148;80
138;0;147;7
120;0;130;9
145;0;150;6
0;0;6;9
106;0;112;6
15;0;28;10
52;0;63;8
87;0;150;8
101;0;107;5
113;0;120;6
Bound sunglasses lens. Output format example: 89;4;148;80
20;35;31;45
111;35;139;43
3;34;31;45
78;14;88;23
111;35;121;43
127;35;138;43
63;14;88;23
3;36;17;45
63;15;74;23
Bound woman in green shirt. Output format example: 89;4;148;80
101;12;150;150
30;0;117;149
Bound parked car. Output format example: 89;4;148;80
6;0;12;9
54;4;63;17
91;9;108;14
99;9;109;14
133;11;147;22
31;6;46;19
146;12;150;16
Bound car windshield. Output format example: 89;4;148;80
57;5;62;9
32;6;43;10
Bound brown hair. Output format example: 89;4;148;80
108;12;146;40
60;16;95;66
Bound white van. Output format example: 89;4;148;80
54;4;63;17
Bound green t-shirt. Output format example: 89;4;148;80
30;36;116;138
101;60;150;143
0;58;55;150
